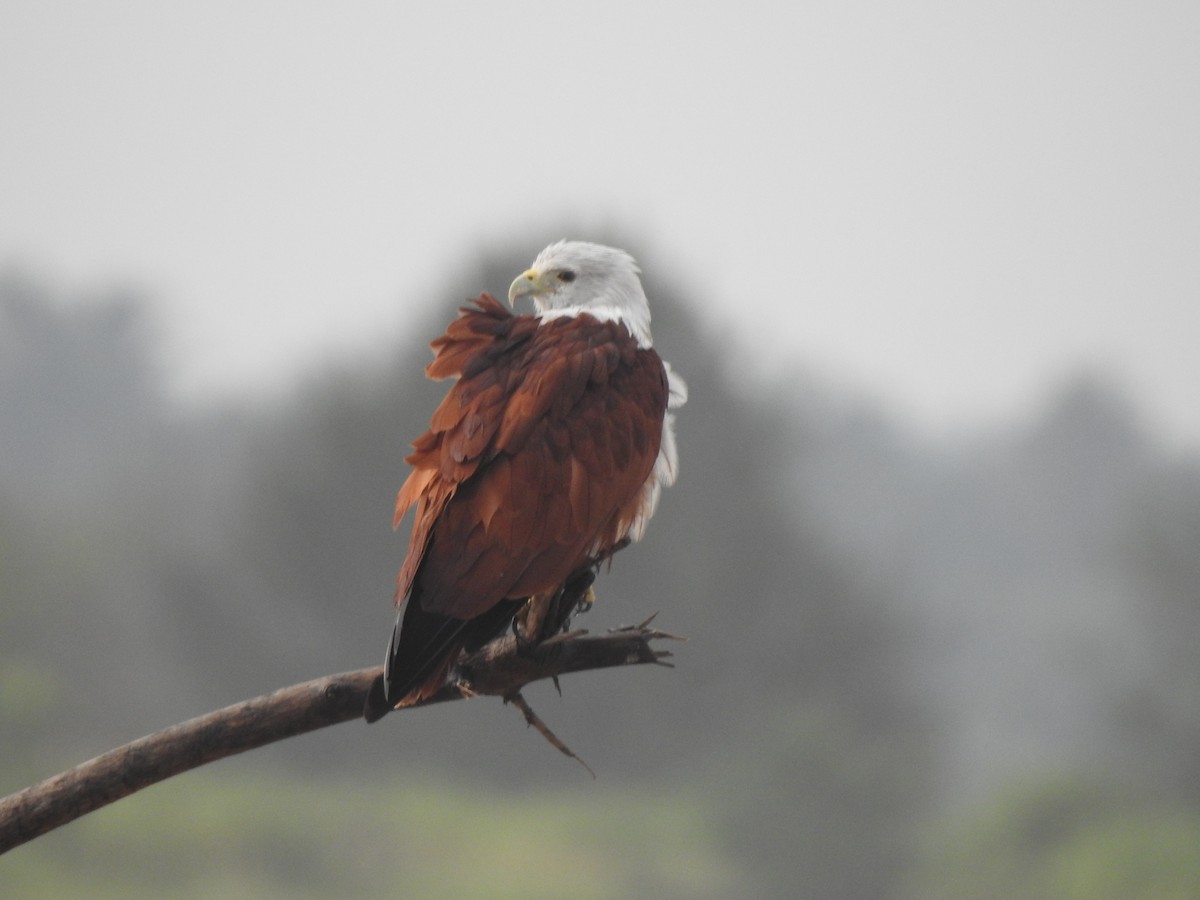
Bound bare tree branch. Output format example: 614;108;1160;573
0;622;680;855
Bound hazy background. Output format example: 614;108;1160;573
3;2;1200;898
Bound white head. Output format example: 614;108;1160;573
508;240;653;347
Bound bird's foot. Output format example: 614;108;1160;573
578;585;596;612
453;678;479;699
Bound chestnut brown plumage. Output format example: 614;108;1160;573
365;242;684;722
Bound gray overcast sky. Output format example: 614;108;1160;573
3;2;1198;445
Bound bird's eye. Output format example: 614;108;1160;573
557;270;576;283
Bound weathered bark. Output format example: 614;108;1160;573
0;622;679;855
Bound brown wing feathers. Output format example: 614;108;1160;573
366;293;669;716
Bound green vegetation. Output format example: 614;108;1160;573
904;777;1200;900
4;767;741;899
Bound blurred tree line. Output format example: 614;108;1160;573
2;257;1199;897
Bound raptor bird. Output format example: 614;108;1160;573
364;241;686;721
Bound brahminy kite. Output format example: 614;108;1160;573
364;241;686;721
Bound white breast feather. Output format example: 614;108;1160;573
626;360;687;543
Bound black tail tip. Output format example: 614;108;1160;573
363;674;392;724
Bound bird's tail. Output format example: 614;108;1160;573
363;592;521;723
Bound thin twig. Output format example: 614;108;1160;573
507;691;595;778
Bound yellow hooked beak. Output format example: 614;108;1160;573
508;268;552;306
